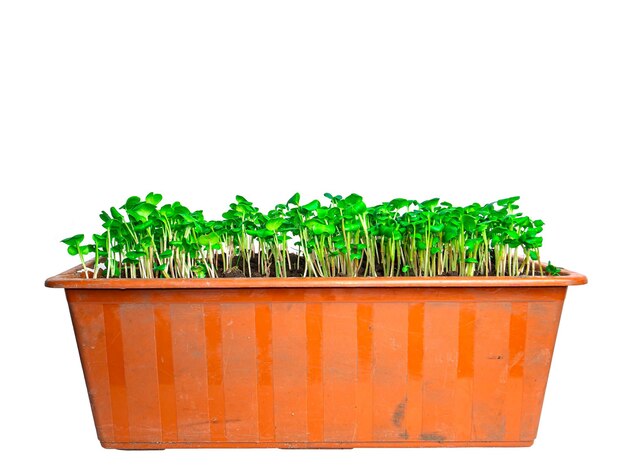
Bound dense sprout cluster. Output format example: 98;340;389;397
62;193;559;279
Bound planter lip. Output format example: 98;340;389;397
45;263;587;289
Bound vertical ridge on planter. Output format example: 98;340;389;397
406;303;425;440
203;304;226;442
254;303;275;442
472;302;511;441
520;300;563;441
221;303;259;442
170;304;210;440
453;303;475;441
322;303;358;442
271;303;307;441
503;302;527;441
119;304;161;442
421;302;460;441
154;304;178;442
68;301;114;443
355;304;373;441
102;304;131;442
372;303;409;441
305;303;324;442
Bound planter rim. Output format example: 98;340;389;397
45;263;587;289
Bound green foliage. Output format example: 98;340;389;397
62;193;558;279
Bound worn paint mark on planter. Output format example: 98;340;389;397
420;432;446;441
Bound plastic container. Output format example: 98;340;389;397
46;265;586;449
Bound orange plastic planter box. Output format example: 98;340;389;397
46;266;586;449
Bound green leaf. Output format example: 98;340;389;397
266;218;284;232
420;198;440;210
306;220;335;235
135;219;154;231
123;196;141;210
346;200;367;216
523;236;543;248
461;214;476;231
529;251;539;261
465;257;478;263
160;249;173;258
92;234;107;245
191;266;207;278
129;202;156;222
496;196;520;207
465;238;482;249
197;235;212;246
61;234;85;246
287;193;300;206
126;250;147;260
344;220;361;232
443;226;459;242
390;198;409;209
146;192;163;206
110;206;124;220
302;200;321;212
545;261;561;276
323;193;342;203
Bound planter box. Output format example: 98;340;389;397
46;266;586;449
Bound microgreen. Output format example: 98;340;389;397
62;193;558;279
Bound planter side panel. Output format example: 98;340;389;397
65;287;565;449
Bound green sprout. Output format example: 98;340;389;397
61;193;560;279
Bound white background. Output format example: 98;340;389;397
1;1;624;468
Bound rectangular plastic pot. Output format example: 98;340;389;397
46;266;586;449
